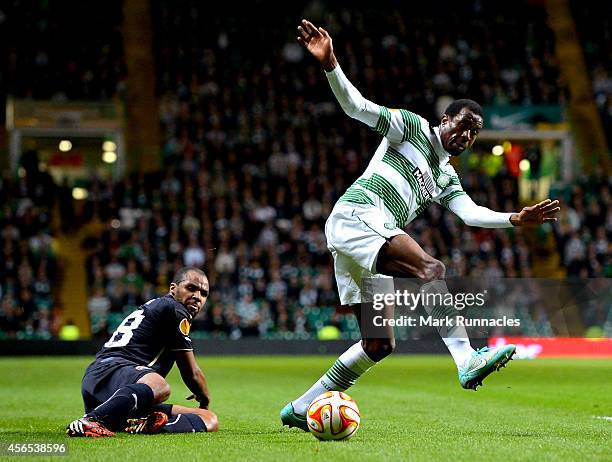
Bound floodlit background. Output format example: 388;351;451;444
0;2;611;460
0;0;610;349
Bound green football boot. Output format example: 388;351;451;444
280;402;309;432
459;344;516;390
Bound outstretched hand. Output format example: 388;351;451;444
510;199;561;226
297;19;337;71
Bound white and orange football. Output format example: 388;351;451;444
306;391;360;441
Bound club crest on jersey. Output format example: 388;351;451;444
384;222;397;230
437;172;452;190
411;167;434;202
179;318;191;336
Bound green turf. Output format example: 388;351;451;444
0;356;610;461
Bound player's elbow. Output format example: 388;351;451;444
190;374;203;388
342;107;359;119
454;206;486;227
458;215;478;227
339;101;362;119
191;368;205;384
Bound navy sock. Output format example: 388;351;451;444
161;413;207;433
87;384;154;430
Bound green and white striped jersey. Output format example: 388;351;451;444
338;109;466;228
326;65;513;229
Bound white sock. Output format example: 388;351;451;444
443;337;474;370
420;280;475;370
291;341;376;415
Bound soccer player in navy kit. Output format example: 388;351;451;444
67;267;218;437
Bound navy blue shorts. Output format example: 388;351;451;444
81;357;172;415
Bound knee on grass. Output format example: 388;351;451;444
198;411;218;432
182;409;218;433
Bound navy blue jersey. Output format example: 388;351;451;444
95;294;193;377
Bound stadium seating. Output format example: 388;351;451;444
1;1;609;340
552;175;611;278
570;1;612;147
2;0;124;102
0;164;60;339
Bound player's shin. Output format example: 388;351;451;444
87;384;154;430
420;280;474;369
291;341;376;415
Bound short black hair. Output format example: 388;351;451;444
172;267;207;284
444;99;484;118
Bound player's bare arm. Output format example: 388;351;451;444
176;350;212;409
509;198;561;226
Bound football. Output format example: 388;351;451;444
306;391;360;441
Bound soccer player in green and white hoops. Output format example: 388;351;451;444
281;19;561;431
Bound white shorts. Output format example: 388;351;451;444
325;203;405;305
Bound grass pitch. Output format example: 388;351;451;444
0;355;610;461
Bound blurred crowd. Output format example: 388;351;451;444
154;1;565;131
571;1;612;147
554;174;611;278
0;1;609;340
0;153;60;339
80;1;554;339
79;157;529;340
2;0;125;103
553;173;611;336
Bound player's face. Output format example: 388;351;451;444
170;272;209;317
439;108;483;156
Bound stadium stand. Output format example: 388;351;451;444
2;0;125;101
553;174;611;278
0;152;60;339
0;1;609;340
570;1;612;148
79;1;561;339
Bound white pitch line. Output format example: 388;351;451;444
593;416;612;421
